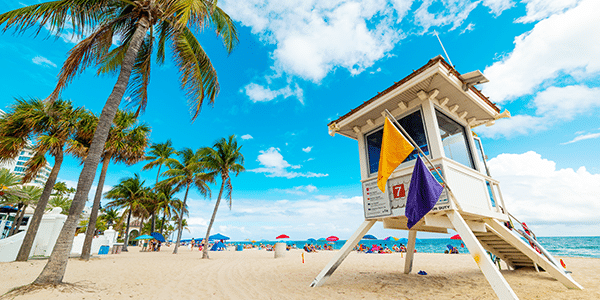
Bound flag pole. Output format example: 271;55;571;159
383;109;462;211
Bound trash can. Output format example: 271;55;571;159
98;245;109;255
236;244;243;251
274;242;286;258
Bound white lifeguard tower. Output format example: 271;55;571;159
311;56;582;299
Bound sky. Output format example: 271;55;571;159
0;0;598;241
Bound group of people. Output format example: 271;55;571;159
141;239;162;252
355;243;408;254
303;243;333;252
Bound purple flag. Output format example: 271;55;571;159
406;156;444;229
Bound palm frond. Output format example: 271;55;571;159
0;0;110;37
171;25;218;121
210;5;238;53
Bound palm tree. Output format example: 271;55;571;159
154;184;181;235
5;185;43;236
200;135;244;259
75;110;150;261
0;0;237;285
52;182;75;197
0;168;24;201
143;140;176;232
100;208;120;227
0;98;88;262
161;148;213;254
47;195;72;216
105;174;150;252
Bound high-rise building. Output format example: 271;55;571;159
0;146;53;188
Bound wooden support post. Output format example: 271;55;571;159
448;211;519;300
310;220;376;287
404;230;417;274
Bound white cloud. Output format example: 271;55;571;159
222;0;402;84
482;0;515;16
533;85;600;120
243;82;304;103
474;114;546;139
241;134;254;140
561;132;600;144
273;184;319;195
483;0;600;103
413;0;479;33
476;85;600;139
32;56;57;68
460;23;475;34
248;147;328;178
516;0;581;23
302;146;313;153
487;151;600;231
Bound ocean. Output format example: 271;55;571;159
233;236;600;258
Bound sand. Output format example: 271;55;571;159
1;245;600;299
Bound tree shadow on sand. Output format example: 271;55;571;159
1;281;95;299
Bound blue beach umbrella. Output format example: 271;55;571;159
362;234;377;240
209;233;230;240
307;238;317;243
134;234;154;240
151;232;166;242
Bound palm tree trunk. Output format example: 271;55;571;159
16;147;64;261
173;184;190;254
159;211;166;235
139;216;145;235
202;178;225;259
33;17;150;285
150;165;161;233
123;209;132;251
80;154;111;261
9;203;24;236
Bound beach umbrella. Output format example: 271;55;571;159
209;233;230;240
134;234;154;240
451;234;461;240
326;236;339;242
384;236;399;241
276;234;290;239
317;238;326;242
362;234;377;240
151;232;166;242
307;238;317;243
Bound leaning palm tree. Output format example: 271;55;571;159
75;110;150;261
143;140;175;232
0;98;88;261
0;0;237;286
105;174;150;252
161;148;213;254
200;135;244;259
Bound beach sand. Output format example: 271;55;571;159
1;246;600;299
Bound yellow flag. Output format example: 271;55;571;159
377;117;415;192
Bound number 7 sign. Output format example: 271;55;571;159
392;184;406;199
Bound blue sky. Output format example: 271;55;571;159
1;0;599;241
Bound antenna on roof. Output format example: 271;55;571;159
434;31;454;67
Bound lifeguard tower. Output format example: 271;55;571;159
311;56;582;299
